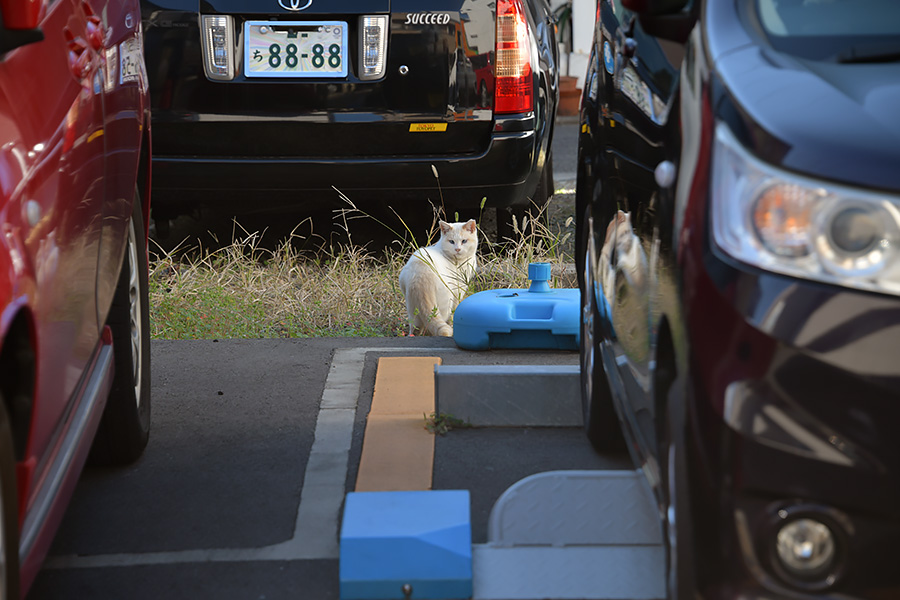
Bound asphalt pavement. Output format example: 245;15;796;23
26;118;611;599
552;115;579;189
29;337;629;599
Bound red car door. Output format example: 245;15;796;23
92;0;147;318
0;0;106;485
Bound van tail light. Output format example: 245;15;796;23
200;15;235;81
359;15;388;80
494;0;533;114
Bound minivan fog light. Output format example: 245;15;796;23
775;518;836;578
201;15;235;81
359;15;388;80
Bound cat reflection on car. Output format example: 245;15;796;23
599;210;647;310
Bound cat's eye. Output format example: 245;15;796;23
449;240;456;245
462;239;468;244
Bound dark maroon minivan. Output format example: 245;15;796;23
577;0;900;598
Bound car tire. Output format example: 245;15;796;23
0;397;20;600
495;206;527;245
660;376;698;600
496;153;553;244
90;191;151;466
580;207;625;452
574;152;594;292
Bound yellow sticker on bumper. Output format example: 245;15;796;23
409;123;448;132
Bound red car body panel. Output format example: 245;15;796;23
0;0;150;594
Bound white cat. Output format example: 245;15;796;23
399;220;478;337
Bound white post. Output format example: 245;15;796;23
569;0;594;87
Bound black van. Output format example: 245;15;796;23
142;0;559;236
577;0;900;598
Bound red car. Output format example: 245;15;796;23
0;0;151;595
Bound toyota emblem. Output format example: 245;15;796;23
278;0;312;10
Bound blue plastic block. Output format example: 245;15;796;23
453;263;579;351
340;490;472;600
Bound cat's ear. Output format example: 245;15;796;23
439;220;451;234
463;219;477;234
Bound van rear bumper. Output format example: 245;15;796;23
151;128;538;215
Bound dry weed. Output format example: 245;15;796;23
150;195;574;339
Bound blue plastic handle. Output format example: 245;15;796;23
528;262;552;293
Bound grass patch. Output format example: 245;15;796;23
149;201;575;339
424;412;472;436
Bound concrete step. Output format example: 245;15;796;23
473;546;664;600
473;470;665;600
487;470;662;546
434;365;581;427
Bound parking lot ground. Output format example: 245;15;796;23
30;337;629;599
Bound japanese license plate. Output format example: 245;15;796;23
244;20;348;78
119;36;144;84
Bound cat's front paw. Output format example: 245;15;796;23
437;325;453;337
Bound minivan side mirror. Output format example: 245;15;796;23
0;0;44;54
622;0;696;44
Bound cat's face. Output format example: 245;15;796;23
438;219;478;260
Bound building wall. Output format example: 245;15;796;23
550;0;594;88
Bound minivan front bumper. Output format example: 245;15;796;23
688;243;900;598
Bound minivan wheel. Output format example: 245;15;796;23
660;378;698;599
580;208;625;452
90;191;151;465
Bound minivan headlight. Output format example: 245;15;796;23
711;123;900;295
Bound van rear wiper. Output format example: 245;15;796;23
836;41;900;64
